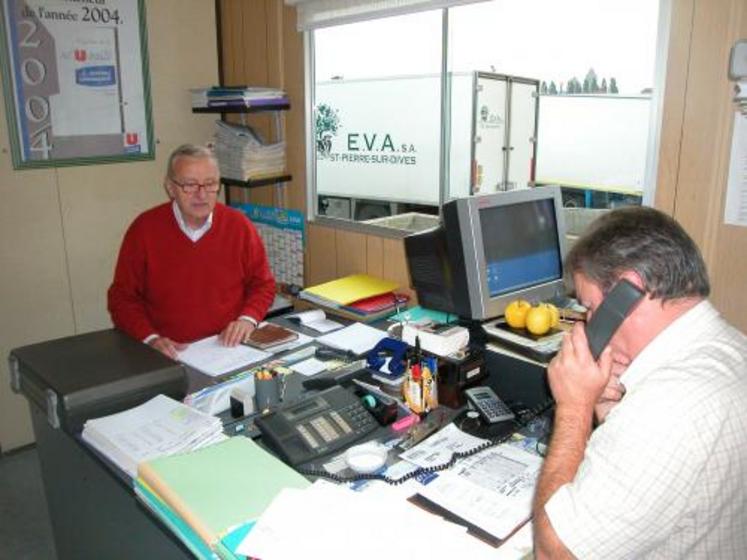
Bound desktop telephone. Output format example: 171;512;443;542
254;385;378;467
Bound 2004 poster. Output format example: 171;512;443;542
0;0;154;168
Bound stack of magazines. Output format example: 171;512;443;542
213;120;286;181
190;86;288;110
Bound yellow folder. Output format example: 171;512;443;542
302;274;398;306
137;437;309;548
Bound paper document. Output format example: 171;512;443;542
178;335;270;377
399;423;489;468
417;444;542;541
290;357;328;377
286;309;343;333
237;481;500;560
316;322;388;355
725;112;747;226
81;395;225;477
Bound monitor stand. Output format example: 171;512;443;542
481;318;564;364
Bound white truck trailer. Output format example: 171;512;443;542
314;72;539;220
314;72;650;219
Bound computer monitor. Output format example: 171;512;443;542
405;186;567;321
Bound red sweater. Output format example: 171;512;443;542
108;202;275;343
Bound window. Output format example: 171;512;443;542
313;11;443;222
308;1;663;226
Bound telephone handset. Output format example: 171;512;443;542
585;279;645;360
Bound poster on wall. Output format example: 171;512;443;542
0;0;154;169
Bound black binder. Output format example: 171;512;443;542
9;329;187;434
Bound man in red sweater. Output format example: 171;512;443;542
108;144;276;358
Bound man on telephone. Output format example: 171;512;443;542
108;144;275;359
533;207;747;559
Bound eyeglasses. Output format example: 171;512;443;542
169;177;221;194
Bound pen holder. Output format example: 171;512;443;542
254;375;280;412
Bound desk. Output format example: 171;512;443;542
21;328;547;559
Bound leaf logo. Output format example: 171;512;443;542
315;103;341;159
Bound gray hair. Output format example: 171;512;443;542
566;206;710;301
166;144;217;178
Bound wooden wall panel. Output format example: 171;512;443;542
365;236;384;278
657;0;747;331
306;223;338;285
335;230;368;278
218;0;303;210
654;0;694;215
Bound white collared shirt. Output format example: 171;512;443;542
545;301;747;559
172;200;213;242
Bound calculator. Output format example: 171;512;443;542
464;386;515;424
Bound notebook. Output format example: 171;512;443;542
243;323;299;350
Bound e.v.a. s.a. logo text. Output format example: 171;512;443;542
314;103;417;166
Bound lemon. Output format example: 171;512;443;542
505;299;531;329
547;303;560;328
526;304;554;336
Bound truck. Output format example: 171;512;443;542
314;72;539;220
314;72;650;219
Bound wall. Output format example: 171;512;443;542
655;0;747;331
233;0;747;333
217;0;306;212
0;0;220;451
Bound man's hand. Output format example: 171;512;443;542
149;336;188;360
548;322;613;413
594;356;629;423
219;319;255;347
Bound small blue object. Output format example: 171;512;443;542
366;337;409;375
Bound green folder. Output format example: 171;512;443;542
138;437;309;548
135;479;217;560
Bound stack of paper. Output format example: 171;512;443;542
299;274;405;322
237;481;504;560
190;86;288;109
136;437;309;556
177;335;271;377
213;120;286;181
316;322;388;356
81;395;226;478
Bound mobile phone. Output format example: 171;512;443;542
585;279;645;360
464;386;515;424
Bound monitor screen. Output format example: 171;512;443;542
405;185;567;322
480;199;562;297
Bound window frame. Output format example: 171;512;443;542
303;1;671;234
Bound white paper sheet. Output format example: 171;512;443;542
287;309;344;333
418;444;542;541
177;335;270;377
290;357;328;376
725;112;747;226
237;481;502;560
399;422;489;468
316;322;387;355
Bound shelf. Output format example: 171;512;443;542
192;103;290;114
222;175;292;189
